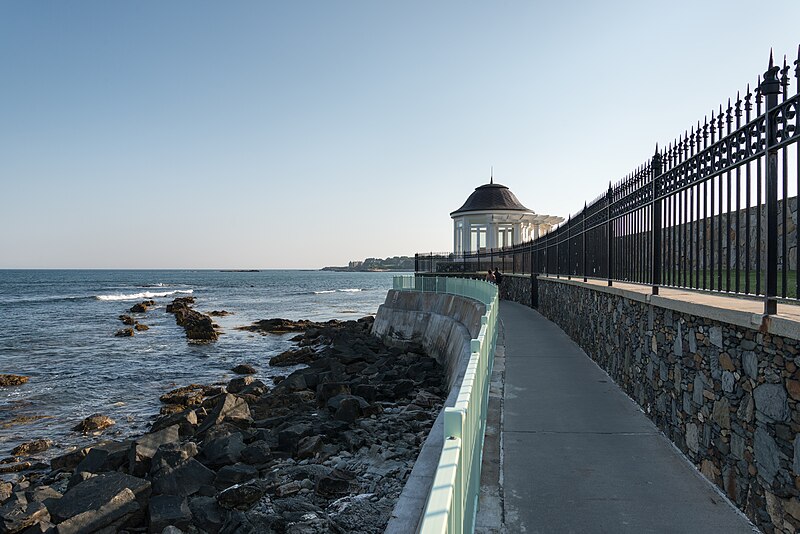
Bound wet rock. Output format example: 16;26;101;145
151;459;214;497
135;323;150;331
269;347;316;367
72;414;115;434
196;394;252;435
25;485;61;504
316;383;350;405
148;494;192;533
130;302;149;313
0;494;49;534
10;440;52;457
151;408;198;437
296;436;323;459
231;364;256;375
119;314;135;325
159;385;216;408
166;298;218;341
238;318;338;335
315;476;350;497
209;310;232;317
114;328;135;337
214;463;257;490
0;482;11;503
48;472;150;524
226;376;254;394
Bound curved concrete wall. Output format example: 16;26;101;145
372;289;486;533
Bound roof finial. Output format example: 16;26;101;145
490;166;493;185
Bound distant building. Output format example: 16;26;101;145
451;177;563;254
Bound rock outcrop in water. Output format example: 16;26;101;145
0;375;28;388
166;297;218;341
1;317;444;533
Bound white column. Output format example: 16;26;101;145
512;224;521;246
453;221;459;254
463;220;470;253
487;221;496;250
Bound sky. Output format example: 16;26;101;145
1;1;799;269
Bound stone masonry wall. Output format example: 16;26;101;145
534;278;800;533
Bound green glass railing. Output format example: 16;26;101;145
392;275;499;533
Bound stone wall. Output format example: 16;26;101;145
532;277;800;533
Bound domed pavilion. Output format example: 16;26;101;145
451;176;563;254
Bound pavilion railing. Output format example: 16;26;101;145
417;46;800;315
392;276;498;534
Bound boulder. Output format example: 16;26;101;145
231;364;256;375
114;328;134;337
53;488;139;534
213;463;257;490
129;425;180;476
0;482;12;503
197;432;245;469
0;495;49;534
316;383;350;405
277;424;314;453
166;298;217;341
25;485;62;504
48;472;150;524
188;496;225;533
150;442;199;477
0;375;29;388
195;395;252;435
74;441;130;474
226;376;254;395
148;495;191;533
130;302;149;313
134;323;150;331
150;409;198;437
208;310;232;317
11;439;52;457
269;347;316;367
119;315;135;325
297;436;323;459
151;459;214;497
240;441;272;466
159;385;216;408
72;414;115;434
315;476;350;497
215;483;264;511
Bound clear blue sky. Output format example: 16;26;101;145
2;1;798;268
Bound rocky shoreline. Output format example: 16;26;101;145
0;316;444;533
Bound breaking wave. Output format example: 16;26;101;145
96;289;193;301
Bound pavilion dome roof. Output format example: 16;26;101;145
450;181;532;216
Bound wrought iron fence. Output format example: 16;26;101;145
417;47;800;315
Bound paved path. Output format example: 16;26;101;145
499;300;756;534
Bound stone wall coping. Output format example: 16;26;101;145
536;275;800;341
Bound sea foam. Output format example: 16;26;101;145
96;289;193;301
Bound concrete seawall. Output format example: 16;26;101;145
372;289;486;532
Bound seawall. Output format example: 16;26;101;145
372;289;486;532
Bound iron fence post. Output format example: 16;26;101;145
651;148;663;295
761;54;781;315
567;215;572;280
606;183;613;286
582;202;587;282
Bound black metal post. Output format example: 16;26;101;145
582;202;588;282
651;148;663;295
606;183;613;286
762;54;781;315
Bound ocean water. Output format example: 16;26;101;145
0;269;395;466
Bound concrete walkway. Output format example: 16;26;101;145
499;300;756;534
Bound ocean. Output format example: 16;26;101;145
0;269;396;467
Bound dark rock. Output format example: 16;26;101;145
273;372;306;392
231;364;256;375
148;494;191;533
150;408;198;437
134;323;150;331
189;496;225;533
269;347;316;367
11;440;52;457
0;482;11;503
166;298;217;341
316;383;350;405
238;318;338;335
72;414;115;434
119;315;135;325
49;448;89;472
151;459;214;497
240;441;272;465
214;463;257;490
74;440;130;474
150;442;199;478
129;425;180;476
315;476;350;497
209;310;232;317
19;519;53;533
392;379;415;399
277;424;314;453
296;436;323;459
25;486;61;504
48;472;150;524
197;432;245;469
216;482;265;511
226;376;254;394
130;302;149;313
0;495;49;534
196;395;252;435
159;384;216;408
54;488;139;534
114;328;135;337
